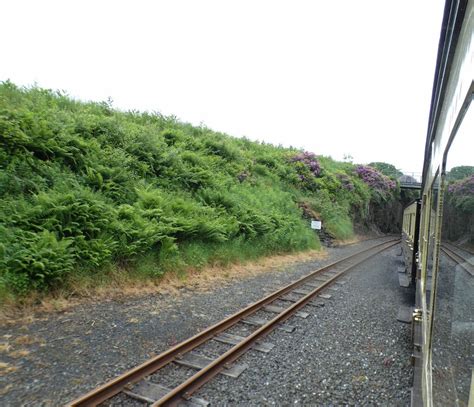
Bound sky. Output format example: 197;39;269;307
1;0;448;175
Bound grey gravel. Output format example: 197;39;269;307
194;245;414;406
0;236;410;406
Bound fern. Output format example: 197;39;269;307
0;81;403;296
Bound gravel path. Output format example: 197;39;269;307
0;237;411;406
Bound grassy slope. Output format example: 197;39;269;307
0;82;399;300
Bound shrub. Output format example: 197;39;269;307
354;165;396;200
290;151;321;176
447;175;474;212
0;229;75;293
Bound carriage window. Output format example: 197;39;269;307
432;104;473;406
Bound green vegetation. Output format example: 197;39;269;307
447;165;474;182
0;82;401;299
368;162;403;179
443;170;474;244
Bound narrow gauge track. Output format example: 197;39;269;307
440;243;474;276
69;238;399;407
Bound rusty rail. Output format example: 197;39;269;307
68;237;399;406
441;244;474;276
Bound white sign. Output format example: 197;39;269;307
311;220;322;230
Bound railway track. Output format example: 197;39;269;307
440;243;474;276
68;237;399;407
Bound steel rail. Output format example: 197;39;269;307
152;239;399;406
440;245;474;276
442;241;474;256
68;237;398;407
335;235;398;247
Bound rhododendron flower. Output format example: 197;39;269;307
448;175;474;195
355;165;396;194
290;151;321;177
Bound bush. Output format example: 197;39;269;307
354;165;396;200
0;229;75;293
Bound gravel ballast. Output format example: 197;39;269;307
195;245;414;405
0;238;413;405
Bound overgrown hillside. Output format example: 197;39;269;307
0;82;401;299
443;167;474;246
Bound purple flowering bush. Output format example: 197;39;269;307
337;173;355;191
289;151;323;191
290;151;321;177
448;175;474;195
443;175;473;243
354;165;396;198
447;175;474;212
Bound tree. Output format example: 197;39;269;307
399;174;417;183
367;162;403;179
447;166;474;181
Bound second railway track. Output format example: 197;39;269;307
69;237;399;407
440;242;474;276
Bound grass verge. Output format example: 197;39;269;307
0;238;328;323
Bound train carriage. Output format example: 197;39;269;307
401;199;421;287
403;0;474;405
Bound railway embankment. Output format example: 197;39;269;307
0;238;412;405
0;82;403;304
